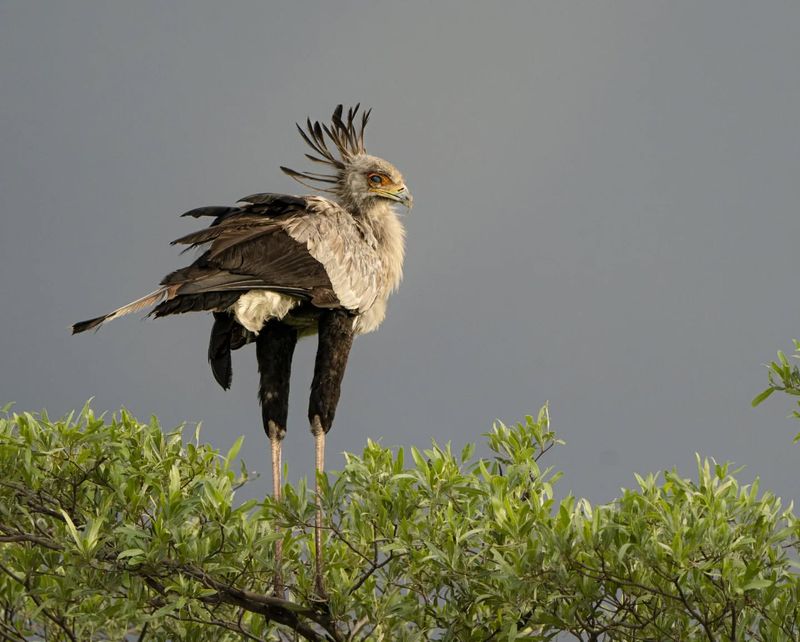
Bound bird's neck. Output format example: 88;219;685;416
360;201;406;295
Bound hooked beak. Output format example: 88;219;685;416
387;185;413;210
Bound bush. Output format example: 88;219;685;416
752;339;800;443
0;404;798;641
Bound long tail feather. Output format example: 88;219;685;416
71;287;170;334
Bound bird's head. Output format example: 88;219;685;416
281;105;412;214
342;154;412;212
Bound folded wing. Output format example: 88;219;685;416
71;194;343;334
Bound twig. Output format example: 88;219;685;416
348;553;399;595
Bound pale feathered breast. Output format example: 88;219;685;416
282;197;383;313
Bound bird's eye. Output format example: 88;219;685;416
368;174;384;185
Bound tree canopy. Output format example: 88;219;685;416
1;399;798;641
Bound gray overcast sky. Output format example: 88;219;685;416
2;2;799;505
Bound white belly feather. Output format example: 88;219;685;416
232;291;299;333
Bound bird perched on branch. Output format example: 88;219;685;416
72;105;412;597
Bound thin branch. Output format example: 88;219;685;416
165;612;267;642
673;579;718;642
0;533;63;551
174;564;342;642
27;595;77;642
0;617;28;642
0;562;77;642
348;553;399;595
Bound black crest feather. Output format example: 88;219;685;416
281;104;371;192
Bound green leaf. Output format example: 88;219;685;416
168;463;181;499
84;516;105;553
742;578;773;591
410;446;426;470
224;435;245;467
59;509;82;549
751;387;775;407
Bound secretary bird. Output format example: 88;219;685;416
72;105;411;597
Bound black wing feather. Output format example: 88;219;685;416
160;195;339;315
208;312;235;389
